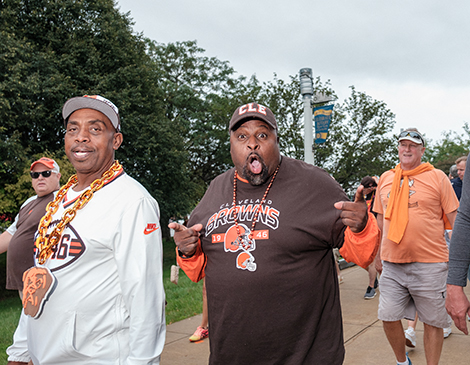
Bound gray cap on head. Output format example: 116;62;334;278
62;95;121;132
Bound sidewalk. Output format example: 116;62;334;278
162;265;470;364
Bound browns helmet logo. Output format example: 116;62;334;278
224;224;255;252
236;252;257;272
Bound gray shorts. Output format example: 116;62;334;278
378;261;451;328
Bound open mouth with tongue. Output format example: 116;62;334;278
242;153;269;186
249;155;263;174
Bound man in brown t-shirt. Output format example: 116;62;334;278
0;157;61;298
170;102;380;364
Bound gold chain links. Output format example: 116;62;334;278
35;161;122;264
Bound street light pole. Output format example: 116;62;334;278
299;68;314;164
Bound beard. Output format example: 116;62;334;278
241;154;270;186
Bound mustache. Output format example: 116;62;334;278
245;152;264;164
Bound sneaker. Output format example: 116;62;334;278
443;327;452;338
404;327;416;348
406;352;413;365
189;326;209;342
364;286;376;299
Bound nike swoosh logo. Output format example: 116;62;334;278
144;227;159;235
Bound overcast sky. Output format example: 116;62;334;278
116;0;470;144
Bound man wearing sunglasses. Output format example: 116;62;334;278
373;128;459;365
0;157;61;298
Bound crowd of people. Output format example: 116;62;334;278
2;97;469;365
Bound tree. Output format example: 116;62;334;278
247;78;398;193
146;40;275;206
315;86;397;193
146;40;235;193
0;0;195;229
424;124;470;173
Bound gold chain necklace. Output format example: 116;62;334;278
232;164;280;250
35;161;122;264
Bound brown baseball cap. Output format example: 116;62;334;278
229;102;277;131
62;95;121;132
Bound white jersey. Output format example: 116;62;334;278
8;171;166;364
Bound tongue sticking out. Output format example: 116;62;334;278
250;159;262;174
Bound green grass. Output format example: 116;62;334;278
0;238;203;363
162;238;204;324
0;297;23;363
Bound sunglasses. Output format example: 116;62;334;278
398;131;424;144
30;170;53;179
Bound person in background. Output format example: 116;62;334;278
446;153;470;334
448;164;458;180
405;158;463;347
449;155;470;286
189;278;209;342
374;128;458;365
451;156;467;200
0;157;61;298
361;175;379;299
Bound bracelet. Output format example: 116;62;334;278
178;248;195;259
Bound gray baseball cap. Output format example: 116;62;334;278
62;95;121;132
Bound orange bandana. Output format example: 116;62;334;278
384;162;434;244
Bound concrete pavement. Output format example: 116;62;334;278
162;265;470;364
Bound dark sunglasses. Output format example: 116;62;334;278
30;170;53;179
398;131;424;145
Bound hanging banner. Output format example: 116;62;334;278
314;104;334;144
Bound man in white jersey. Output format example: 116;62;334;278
7;95;166;365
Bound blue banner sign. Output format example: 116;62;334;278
314;104;334;144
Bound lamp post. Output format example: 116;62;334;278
299;68;314;164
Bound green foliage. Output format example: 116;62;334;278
245;78;398;194
256;75;306;160
0;0;196;229
147;40;236;192
424;123;470;173
0;0;144;154
315;86;398;193
0;296;23;363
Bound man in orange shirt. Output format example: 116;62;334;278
374;128;459;365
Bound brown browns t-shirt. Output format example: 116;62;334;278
188;156;348;365
6;193;54;290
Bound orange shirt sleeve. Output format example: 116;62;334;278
175;241;206;283
443;213;452;230
339;212;380;269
